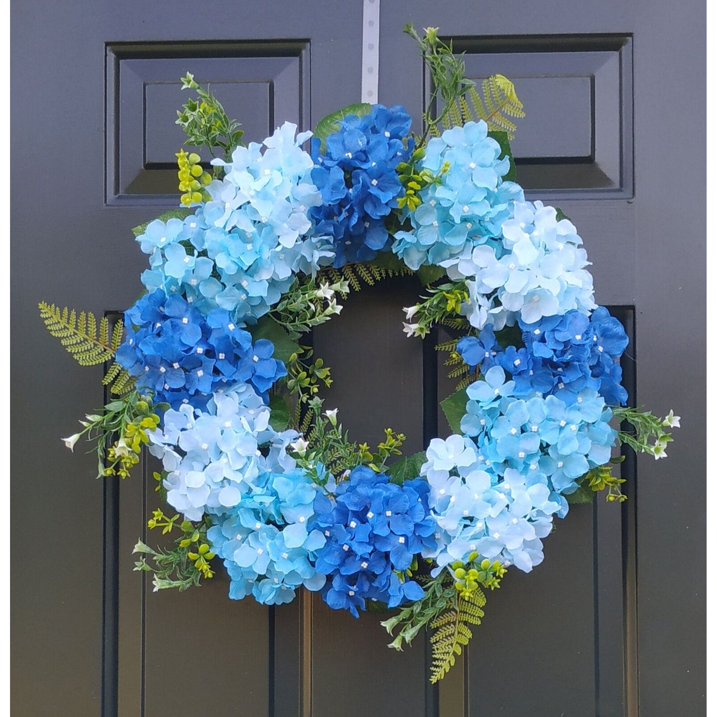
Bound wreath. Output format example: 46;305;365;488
39;27;678;683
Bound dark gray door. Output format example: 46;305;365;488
12;1;705;716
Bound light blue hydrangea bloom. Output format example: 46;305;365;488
136;122;335;324
458;200;597;330
207;468;327;605
460;366;617;497
421;435;562;573
392;121;523;270
147;383;297;521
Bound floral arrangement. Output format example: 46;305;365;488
39;27;678;683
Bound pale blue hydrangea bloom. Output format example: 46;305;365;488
421;435;562;573
136;122;335;324
457;201;597;330
391;121;524;270
207;468;327;606
147;383;297;521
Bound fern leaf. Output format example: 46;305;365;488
436;338;459;353
439;317;470;331
38;302;121;367
447;364;471;381
440;75;524;139
102;360;136;396
429;590;486;683
475;76;525;139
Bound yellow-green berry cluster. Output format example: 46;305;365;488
104;400;160;479
177;148;212;207
451;553;507;597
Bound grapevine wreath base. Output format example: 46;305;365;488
41;27;677;682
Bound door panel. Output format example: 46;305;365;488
12;1;704;715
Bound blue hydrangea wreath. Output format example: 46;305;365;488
40;29;678;683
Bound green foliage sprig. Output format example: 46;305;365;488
291;398;408;485
286;347;333;405
404;25;474;145
405;25;524;145
176;73;244;160
396;147;449;213
292;398;364;485
269;277;350;340
381;564;497;682
402;281;470;338
133;509;216;591
62;392;163;479
614;406;679;460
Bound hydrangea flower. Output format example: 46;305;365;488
116;289;286;408
310;466;437;617
147;384;297;521
310;105;413;266
136;122;335;324
421;436;562;573
457;201;597;329
459;366;617;496
457;307;629;406
206;468;327;605
392;121;523;270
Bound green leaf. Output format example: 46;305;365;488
488;130;517;183
555;207;572;223
440;388;469;434
417;265;446;286
386;451;427;484
269;393;292;432
566;484;595;504
314;103;373;149
251;316;301;364
132;208;193;238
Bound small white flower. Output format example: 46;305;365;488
316;283;335;300
663;410;681;428
653;443;668;459
325;408;339;426
327;298;343;315
402;322;420;337
62;433;81;451
290;437;310;456
403;305;419;320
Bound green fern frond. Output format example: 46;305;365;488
447;364;471;381
438;317;470;331
429;589;486;683
320;260;414;295
102;360;136;396
38;302;123;367
455;375;476;391
436;338;459;354
443;75;525;140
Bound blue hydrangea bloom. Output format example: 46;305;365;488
457;307;630;407
311;105;413;266
310;466;437;617
135;122;335;324
206;468;327;605
117;290;287;408
392;121;524;271
147;384;298;521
